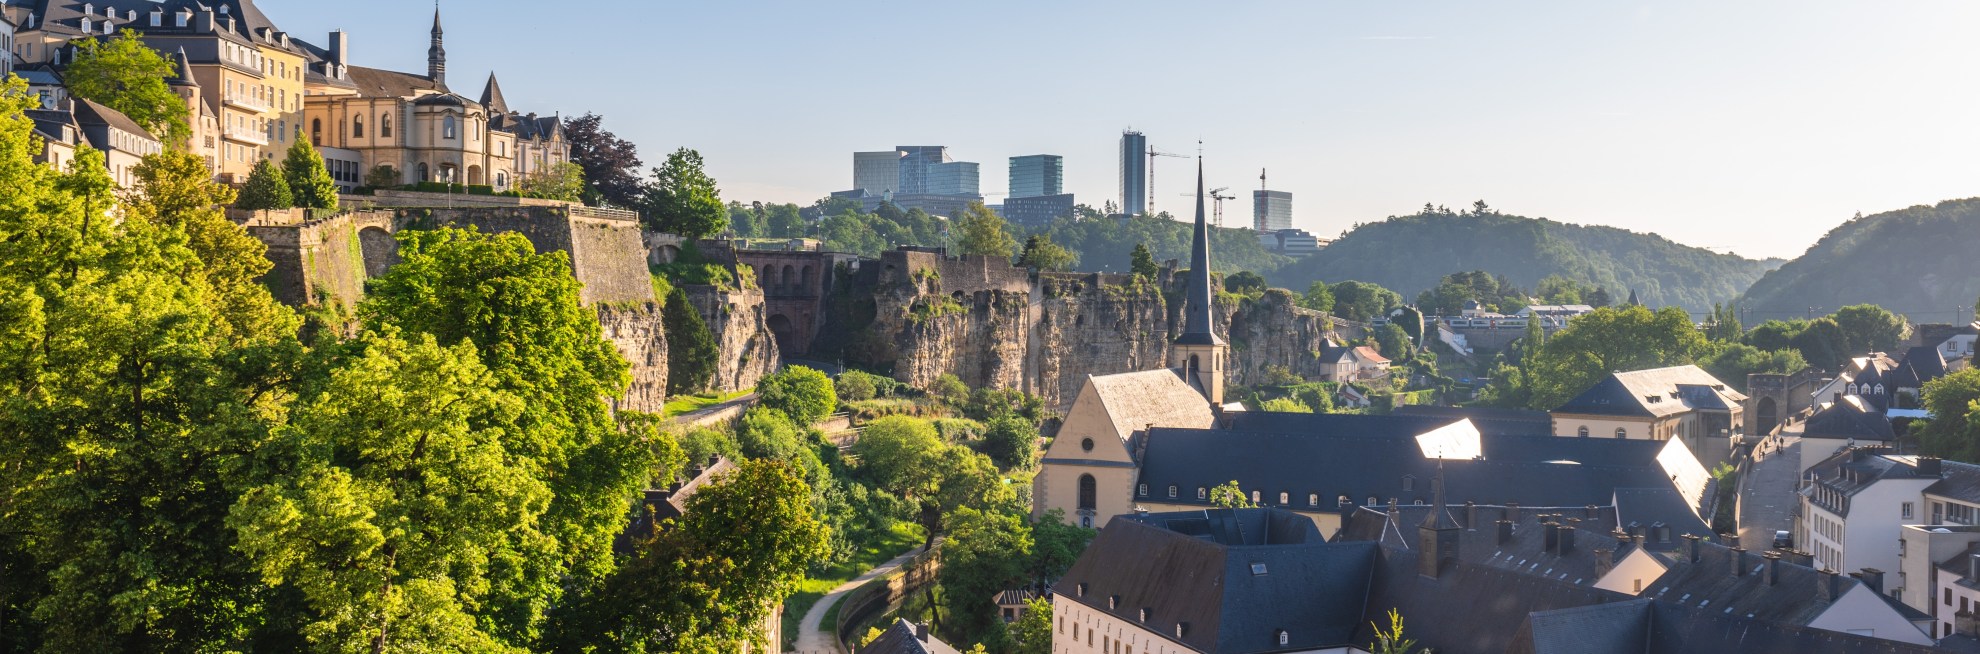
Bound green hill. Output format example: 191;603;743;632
1737;198;1980;323
1266;209;1770;314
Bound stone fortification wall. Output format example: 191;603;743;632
683;286;780;393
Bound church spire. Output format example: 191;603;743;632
1178;157;1219;345
427;4;446;87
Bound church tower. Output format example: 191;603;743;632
1170;158;1229;406
427;7;446;86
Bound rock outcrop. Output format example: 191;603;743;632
683;286;780;393
597;301;670;414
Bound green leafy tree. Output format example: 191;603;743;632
65;32;191;146
1588;287;1613;308
128;150;298;345
281;136;339;210
236;158;293;211
757;365;837;425
1006;598;1055;654
358;227;651;582
552;460;829;652
1260;397;1313;413
1535;275;1587;305
363;164;400;189
1225;270;1268;294
1744;319;1807;352
1493;305;1707;409
1129;242;1160;279
1790;317;1849;372
1832;304;1909;356
726;202;761;237
1914;368;1980;461
851;416;947;508
1700;344;1807;393
933;373;971;405
1016;234;1078;271
1331;280;1403;322
1027;509;1094;586
939;508;1034;645
1704;303;1744;342
836;369;879;402
663;285;719;395
519;161;587;202
765;202;804;238
1393;306;1425;346
1209;480;1256;508
980;415;1040;471
643;148;727;238
1375;323;1413;360
230;329;552;652
1301;280;1336;313
954;201;1017;258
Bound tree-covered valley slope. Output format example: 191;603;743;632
1738;198;1980;323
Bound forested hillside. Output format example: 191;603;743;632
1738;198;1980;322
1266;206;1771;313
1033;210;1292;275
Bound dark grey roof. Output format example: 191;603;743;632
71;97;153;140
611;457;734;555
1219;410;1548;438
1354;547;1624;653
1644;538;1856;626
1926;459;1980;503
1801;449;1940;515
411;92;472;107
480;73;509;115
1804;396;1897;441
347;65;447;99
1391;405;1554;435
858;618;960;654
1054;509;1378;653
1892;346;1947;389
1512;600;1653;654
1553;365;1744;418
1137;418;1706;533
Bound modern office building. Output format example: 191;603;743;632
1254;189;1293;232
895;145;951;194
1258;227;1328;257
1003;193;1075;227
1119;130;1146;216
1008;154;1062;198
852;150;900;195
925;160;979;196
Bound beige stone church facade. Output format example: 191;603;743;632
1034;164;1230;529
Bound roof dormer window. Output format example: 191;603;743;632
80;18;90;33
1277;630;1290;646
149;10;160;27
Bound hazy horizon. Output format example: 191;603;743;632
268;1;1980;260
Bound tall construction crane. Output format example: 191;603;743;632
1146;147;1189;214
1180;187;1236;227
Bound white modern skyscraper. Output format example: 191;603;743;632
1254;189;1293;232
1009;154;1063;199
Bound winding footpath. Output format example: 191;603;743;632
788;547;924;654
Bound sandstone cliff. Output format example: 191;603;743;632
683;286;780;393
597;302;669;414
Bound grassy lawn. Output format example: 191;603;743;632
661;390;751;418
780;521;927;651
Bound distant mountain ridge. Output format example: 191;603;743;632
1737;198;1980;323
1266;210;1770;314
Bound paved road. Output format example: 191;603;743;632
1738;426;1803;551
788;547;923;654
669;392;757;428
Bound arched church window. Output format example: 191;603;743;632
1078;474;1096;511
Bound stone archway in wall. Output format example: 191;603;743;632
767;313;798;356
358;226;400;278
1756;397;1779;436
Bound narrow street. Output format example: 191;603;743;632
1737;424;1803;551
788;547;923;654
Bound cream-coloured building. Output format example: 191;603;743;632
1550;365;1745;465
299;11;566;190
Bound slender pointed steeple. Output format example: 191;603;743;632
1178;158;1220;345
1170;156;1228;406
427;4;446;87
1417;458;1462;579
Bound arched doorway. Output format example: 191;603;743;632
467;165;483;186
1756;397;1779;436
358;227;399;278
767;313;796;355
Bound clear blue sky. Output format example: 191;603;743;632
270;1;1980;260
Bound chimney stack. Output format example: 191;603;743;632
1544;522;1561;553
1558;525;1576;555
1961;609;1980;638
1465;501;1477;529
1730;547;1748;578
1596;548;1614;578
1819;569;1841;602
1919;457;1944;477
1789;550;1814;568
1586;504;1599;520
1507;502;1520;522
1857;568;1885;595
915;622;929;642
1497;519;1514;546
1761;551;1781;586
1682;534;1702;563
1968;554;1980;583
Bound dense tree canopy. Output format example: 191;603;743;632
662;286;718;395
281;137;338;211
643;148;727;238
1739;199;1980;323
954;202;1017;258
757;365;837;426
1485;305;1706;409
564;113;644;208
65;33;191;146
1917;369;1980;462
236;158;293;211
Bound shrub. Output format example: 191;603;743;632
836;370;879;402
757;366;837;426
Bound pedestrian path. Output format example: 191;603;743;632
788;547;923;654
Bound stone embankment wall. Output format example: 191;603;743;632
682;285;780;393
820;251;1345;410
598;301;670;413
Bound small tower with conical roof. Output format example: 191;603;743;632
427;6;446;86
1170;158;1228;406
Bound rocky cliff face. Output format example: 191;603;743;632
1217;289;1342;387
1030;274;1175;407
597;302;669;413
684;286;780;393
876;275;1032;394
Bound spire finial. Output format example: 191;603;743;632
427;2;447;86
1175;153;1217;343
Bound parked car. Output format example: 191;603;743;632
1773;530;1793;549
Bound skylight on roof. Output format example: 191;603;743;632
1250;563;1267;575
1415;419;1482;460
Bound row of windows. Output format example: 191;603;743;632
1575;426;1630;438
1135;482;1428;510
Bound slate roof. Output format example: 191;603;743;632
1804;395;1897;442
1934;542;1980;591
1925;458;1980;503
1553;365;1745;418
1802;449;1941;516
1084;369;1214;444
1391;405;1555;436
1889;346;1948;389
610;457;734;555
347;64;448;99
1135;418;1708;533
1054;509;1378;653
71;97;154;141
480;73;509;116
1643;537;1857;626
858;618;961;654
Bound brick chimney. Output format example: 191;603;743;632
915;622;930;642
1595;547;1614;578
1506;501;1520;522
1558;525;1576;555
1682;534;1702;563
1497;519;1514;546
1586;504;1599;520
1730;547;1748;578
1465;501;1477;529
1857;568;1884;594
1819;569;1841;602
1761;551;1781;586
